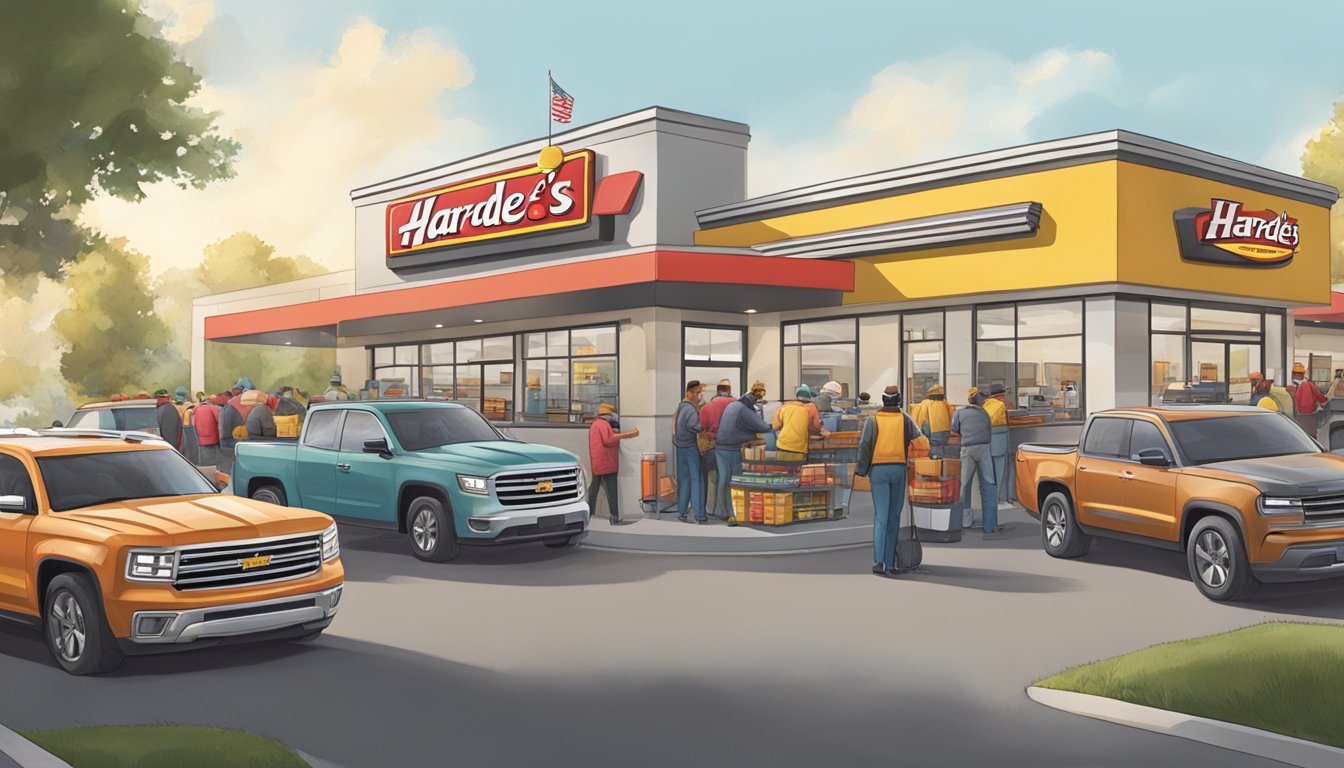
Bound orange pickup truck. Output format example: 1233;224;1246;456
1016;406;1344;601
0;429;343;674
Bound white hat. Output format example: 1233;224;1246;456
821;381;842;396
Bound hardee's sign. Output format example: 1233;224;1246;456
386;149;594;257
1174;198;1299;267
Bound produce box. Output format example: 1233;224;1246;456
913;458;961;479
853;474;871;492
799;464;829;486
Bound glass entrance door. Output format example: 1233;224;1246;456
1190;340;1261;405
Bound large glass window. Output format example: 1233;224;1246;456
974;302;1083;423
1151;302;1265;406
418;336;514;420
903;312;944;405
522;325;618;423
783;318;857;402
684;325;745;396
371;344;420;398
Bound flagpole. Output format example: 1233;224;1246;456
547;69;552;146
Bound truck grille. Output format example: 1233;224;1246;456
494;467;582;508
174;534;323;591
1301;493;1344;525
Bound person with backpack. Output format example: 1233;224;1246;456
1291;362;1328;436
855;386;922;577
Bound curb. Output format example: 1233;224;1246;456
296;749;350;768
0;725;72;768
1027;686;1344;768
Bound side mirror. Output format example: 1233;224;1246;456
0;495;30;513
214;471;231;493
363;438;392;457
1136;448;1172;467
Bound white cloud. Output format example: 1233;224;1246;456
143;0;215;44
1259;126;1316;176
81;18;485;275
749;48;1120;196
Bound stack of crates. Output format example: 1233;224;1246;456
763;492;793;525
908;458;960;504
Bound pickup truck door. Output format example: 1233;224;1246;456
1118;419;1181;542
1075;417;1134;529
294;409;344;515
334;410;397;523
0;453;36;611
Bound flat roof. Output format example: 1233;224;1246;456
696;129;1339;229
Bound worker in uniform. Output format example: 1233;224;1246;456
855;386;922;577
772;385;825;459
913;384;956;458
984;384;1012;504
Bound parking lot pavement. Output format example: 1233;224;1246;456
0;512;1340;767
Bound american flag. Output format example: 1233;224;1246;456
550;76;574;123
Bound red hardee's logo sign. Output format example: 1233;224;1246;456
386;149;594;257
1174;198;1299;268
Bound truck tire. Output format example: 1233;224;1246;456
1040;491;1091;558
250;483;288;507
43;573;124;675
1187;517;1259;601
543;534;580;549
408;495;459;562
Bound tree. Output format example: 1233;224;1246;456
1300;100;1344;283
0;0;238;280
54;239;173;397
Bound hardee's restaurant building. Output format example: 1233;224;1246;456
194;107;1338;518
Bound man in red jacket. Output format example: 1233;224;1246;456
698;379;736;518
588;403;639;524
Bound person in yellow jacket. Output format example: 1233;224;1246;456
913;384;956;457
984;384;1012;503
1254;378;1278;411
772;385;825;457
855;386;923;577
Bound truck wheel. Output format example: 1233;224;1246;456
1040;491;1091;558
1187;517;1259;601
408;496;459;562
543;535;580;549
43;573;124;675
250;483;288;507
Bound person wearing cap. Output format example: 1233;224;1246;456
749;380;768;418
856;386;922;577
588;403;639;524
814;380;843;415
773;385;826;458
324;371;353;401
984;384;1012;504
1247;372;1265;406
672;380;707;523
193;393;223;468
912;384;956;457
1254;378;1279;411
1290;362;1328;435
698;379;736;518
152;389;183;450
951;387;1004;537
716;385;774;521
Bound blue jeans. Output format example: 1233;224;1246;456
928;431;950;458
870;464;908;570
990;427;1012;503
715;448;743;519
676;445;706;521
959;443;999;532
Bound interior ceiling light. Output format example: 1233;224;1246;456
473;319;484;323
434;323;444;328
744;309;758;314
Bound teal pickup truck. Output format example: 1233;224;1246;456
231;401;588;561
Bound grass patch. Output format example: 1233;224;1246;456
1035;622;1344;748
21;725;309;768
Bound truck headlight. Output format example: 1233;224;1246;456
458;475;489;495
126;550;176;582
322;524;340;561
1257;496;1303;516
577;466;586;497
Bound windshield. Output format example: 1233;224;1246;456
1167;414;1321;465
37;449;216;512
386;408;504;451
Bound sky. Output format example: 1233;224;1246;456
80;0;1344;277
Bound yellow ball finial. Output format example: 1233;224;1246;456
537;145;564;172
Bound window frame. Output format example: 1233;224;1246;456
682;323;747;397
0;451;37;512
302;409;346;452
780;316;860;401
1147;300;1271;407
337;409;393;453
972;299;1085;424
